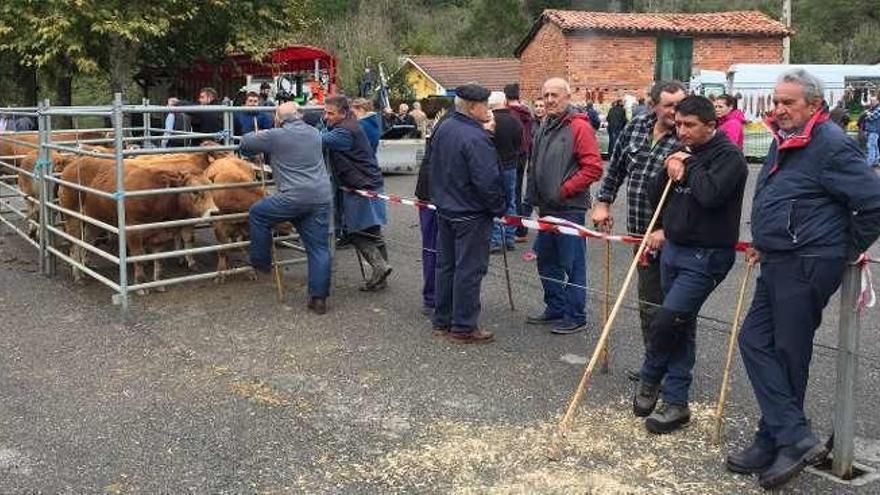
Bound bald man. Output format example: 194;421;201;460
241;101;334;314
525;77;603;335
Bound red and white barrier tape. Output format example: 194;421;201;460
341;187;752;252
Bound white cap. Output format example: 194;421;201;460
488;91;506;109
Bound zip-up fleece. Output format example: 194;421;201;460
752;110;880;258
651;132;747;248
527;108;603;215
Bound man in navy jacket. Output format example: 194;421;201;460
730;69;880;490
429;84;506;343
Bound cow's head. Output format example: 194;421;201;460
162;171;220;218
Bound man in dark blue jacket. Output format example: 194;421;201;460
430;84;506;343
235;92;274;161
729;69;880;490
323;96;392;292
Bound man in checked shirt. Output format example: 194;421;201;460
590;80;686;379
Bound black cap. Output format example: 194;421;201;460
455;84;491;102
260;82;271;90
503;83;520;100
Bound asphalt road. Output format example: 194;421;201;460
1;166;879;494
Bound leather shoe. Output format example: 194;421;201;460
633;379;661;417
307;297;327;315
432;326;449;337
447;328;494;343
526;312;563;325
759;435;828;489
726;440;776;475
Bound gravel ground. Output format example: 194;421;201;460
1;166;879;494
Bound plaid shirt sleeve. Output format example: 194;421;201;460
596;119;634;204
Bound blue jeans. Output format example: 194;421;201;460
739;255;844;448
534;211;587;326
434;212;493;331
641;241;734;405
249;196;332;298
515;159;533;238
490;166;517;248
868;132;879;166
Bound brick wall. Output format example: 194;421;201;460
567;32;656;103
518;25;784;104
694;36;784;70
519;22;568;103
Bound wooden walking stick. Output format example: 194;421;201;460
256;151;285;303
547;179;672;461
712;260;755;444
500;229;516;311
598;239;612;374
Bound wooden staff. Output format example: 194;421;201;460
712;261;755;444
500;234;516;311
547;179;672;461
598;239;612;374
255;147;285;303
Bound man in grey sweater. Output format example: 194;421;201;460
241;102;334;314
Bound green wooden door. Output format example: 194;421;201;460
655;37;693;82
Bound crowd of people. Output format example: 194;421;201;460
110;69;880;491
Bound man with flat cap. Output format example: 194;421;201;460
429;84;507;343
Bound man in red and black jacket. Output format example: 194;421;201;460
525;77;604;335
504;83;536;242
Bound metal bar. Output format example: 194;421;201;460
43;99;59;276
43;175;117;200
45;244;120;292
0;136;40;149
120;104;293;114
37;100;49;275
0;110;39;116
831;263;862;479
113;93;129;311
121;144;237;157
0;210;39;249
45;224;120;264
40;110;113;117
0;197;30;220
126;234;300;263
42;143;115;159
123;180;267;197
0;160;36;178
125;212;249;232
142;98;151;149
126;256;308;293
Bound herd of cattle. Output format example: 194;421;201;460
0;132;269;290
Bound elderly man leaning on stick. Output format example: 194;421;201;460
633;95;747;434
730;69;880;490
241;101;334;315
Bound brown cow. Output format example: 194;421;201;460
16;150;77;237
59;157;218;289
203;156;264;281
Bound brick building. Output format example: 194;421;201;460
515;10;790;103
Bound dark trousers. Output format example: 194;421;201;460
608;128;622;155
249;197;332;298
640;241;735;405
636;247;663;347
433;213;493;331
419;208;437;308
738;256;845;448
514;158;533;238
534;211;587;326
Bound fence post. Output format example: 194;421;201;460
142;98;150;149
36;100;52;276
112;93;129;311
223;100;233;147
832;262;861;479
42;99;57;277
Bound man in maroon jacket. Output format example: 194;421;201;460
525;77;604;334
504;83;536;242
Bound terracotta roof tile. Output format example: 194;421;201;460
544;9;790;36
407;56;521;91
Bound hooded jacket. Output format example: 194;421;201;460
717;109;746;149
507;103;534;158
527;108;603;215
751;110;880;259
650;132;747;248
